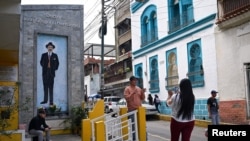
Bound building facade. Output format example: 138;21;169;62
102;0;133;98
215;0;250;124
131;0;218;120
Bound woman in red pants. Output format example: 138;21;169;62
166;78;195;141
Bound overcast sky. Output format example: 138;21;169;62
21;0;115;45
21;0;85;5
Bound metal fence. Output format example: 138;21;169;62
90;110;138;141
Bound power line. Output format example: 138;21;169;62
84;0;126;43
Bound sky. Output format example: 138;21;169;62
21;0;115;45
21;0;84;5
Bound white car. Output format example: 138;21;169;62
104;96;121;113
113;98;158;115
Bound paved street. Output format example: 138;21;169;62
146;119;207;141
50;134;81;141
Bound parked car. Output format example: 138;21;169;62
104;96;121;113
113;98;158;115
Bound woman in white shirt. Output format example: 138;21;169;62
166;78;195;141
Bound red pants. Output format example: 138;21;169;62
170;118;194;141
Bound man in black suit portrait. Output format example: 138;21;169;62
40;42;59;105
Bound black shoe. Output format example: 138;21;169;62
49;103;54;105
40;101;47;104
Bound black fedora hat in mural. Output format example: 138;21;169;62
46;42;55;48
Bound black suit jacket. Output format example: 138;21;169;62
40;52;59;77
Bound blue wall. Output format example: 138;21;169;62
159;98;210;120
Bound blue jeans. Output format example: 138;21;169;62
211;113;220;125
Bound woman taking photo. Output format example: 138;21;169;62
166;78;195;141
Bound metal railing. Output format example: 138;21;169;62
220;0;250;16
141;32;158;47
90;110;138;141
90;113;108;141
168;9;194;33
82;100;147;141
105;110;138;141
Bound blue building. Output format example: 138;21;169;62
130;0;218;120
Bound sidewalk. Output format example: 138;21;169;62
50;134;81;141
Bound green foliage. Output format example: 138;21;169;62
125;67;131;72
60;106;88;134
117;68;124;74
49;104;57;113
0;82;31;136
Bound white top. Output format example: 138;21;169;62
168;94;195;122
48;52;52;56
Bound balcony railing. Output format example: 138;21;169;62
217;0;250;23
141;31;158;47
149;79;160;93
168;10;194;33
104;71;132;84
118;30;131;45
165;75;179;90
104;72;126;84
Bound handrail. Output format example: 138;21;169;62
104;110;139;141
90;110;121;141
83;103;146;141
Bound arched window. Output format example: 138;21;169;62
135;63;143;89
168;0;194;33
150;12;158;42
166;49;179;89
141;5;158;47
141;16;149;46
187;39;204;87
136;67;143;88
149;56;159;93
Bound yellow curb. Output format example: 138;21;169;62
50;129;72;135
156;114;232;127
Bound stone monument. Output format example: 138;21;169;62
20;5;84;130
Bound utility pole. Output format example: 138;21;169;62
100;0;105;99
100;0;111;99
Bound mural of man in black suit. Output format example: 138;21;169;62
40;42;59;105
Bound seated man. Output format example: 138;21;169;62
28;108;51;141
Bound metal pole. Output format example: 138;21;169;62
101;0;105;99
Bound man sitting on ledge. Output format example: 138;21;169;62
28;108;51;141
